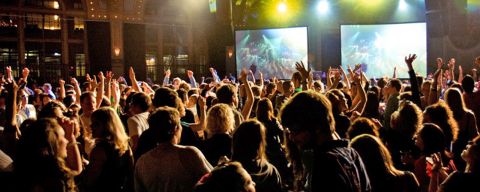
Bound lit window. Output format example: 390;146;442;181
74;17;84;30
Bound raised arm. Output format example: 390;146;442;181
129;67;142;92
110;79;120;111
163;69;171;87
105;71;113;100
210;68;220;83
189;96;206;132
71;77;81;105
428;58;443;105
187;70;198;88
61;118;83;175
457;65;464;83
340;66;351;90
393;66;397;79
258;71;264;91
351;72;367;114
240;69;254;120
58;79;66;101
295;61;311;91
405;54;422;108
249;70;256;85
96;72;104;109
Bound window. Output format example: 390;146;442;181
25;14;43;30
146;53;158;81
25;42;41;77
74;17;84;30
0;14;18;37
75;54;85;76
24;0;60;9
44;14;61;30
0;46;19;76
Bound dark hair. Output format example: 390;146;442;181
38;101;66;119
130;92;152;112
280;91;335;138
176;88;188;104
347;117;379;139
153;87;180;108
417;123;446;155
462;75;475;93
256;98;274;123
80;91;95;104
232;120;267;163
424;101;459;145
361;91;380;119
194;161;250;192
62;94;75;108
291;72;302;83
147;107;181;143
216;84;236;105
389;79;402;92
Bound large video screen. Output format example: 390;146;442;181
341;23;426;78
236;27;308;79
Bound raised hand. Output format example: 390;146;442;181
239;69;248;83
129;67;136;80
354;64;362;72
165;69;171;77
295;61;311;80
22;67;30;80
436;58;443;70
105;71;113;83
59;79;65;86
59;118;76;142
97;71;105;82
70;77;78;86
405;54;417;70
6;66;12;81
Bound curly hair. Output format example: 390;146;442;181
206;104;235;135
424;101;459;145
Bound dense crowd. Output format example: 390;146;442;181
0;54;479;192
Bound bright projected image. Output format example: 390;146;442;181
236;27;308;79
341;23;426;78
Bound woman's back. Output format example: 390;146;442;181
134;144;212;192
82;140;134;192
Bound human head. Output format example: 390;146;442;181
291;72;302;88
43;83;52;92
153;87;185;117
216;84;238;107
414;123;446;155
194;161;255;192
90;107;130;154
423;101;459;145
38;100;67;119
346;117;380;140
255;98;274;122
350;134;400;177
444;88;467;118
147;106;182;144
461;135;480;173
80;91;96;114
280;91;335;149
206;104;235;136
326;89;348;114
461;75;475;93
390;100;423;138
282;81;294;96
128;92;152;115
232;120;267;163
383;79;402;95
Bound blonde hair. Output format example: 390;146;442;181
91;107;130;155
206;103;235;135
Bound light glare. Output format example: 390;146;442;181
317;0;329;13
277;2;287;13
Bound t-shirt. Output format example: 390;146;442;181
127;112;150;138
134;144;212;192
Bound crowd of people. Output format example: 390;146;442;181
0;54;479;192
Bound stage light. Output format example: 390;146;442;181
277;1;287;13
399;0;407;11
317;0;329;13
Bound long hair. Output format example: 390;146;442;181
362;91;380;119
350;134;403;179
15;118;76;191
206;104;235;136
424;101;459;145
256;98;274;123
232;120;267;164
194;161;250;192
444;88;468;121
466;136;480;173
91;107;130;155
391;100;423;138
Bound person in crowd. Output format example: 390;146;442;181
255;98;290;186
413;123;456;192
444;87;478;171
17;88;36;125
326;89;351;138
43;83;56;100
350;134;420;192
438;135;480;192
383;78;402;131
280;90;371;192
232;120;283;192
202;103;235;166
82;107;133;192
361;91;381;120
15;118;82;191
423;101;459;151
346;117;380;140
135;107;212;192
127;92;151;152
194;161;255;192
388;100;423;170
